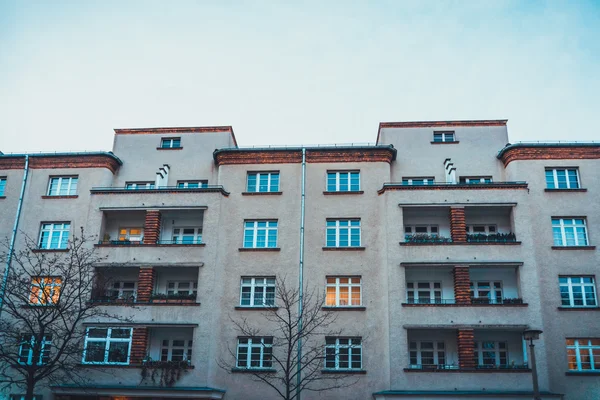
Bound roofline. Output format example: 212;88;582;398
114;126;238;147
0;151;123;165
376;120;508;144
497;142;600;158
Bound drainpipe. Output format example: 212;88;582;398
0;155;29;317
296;148;306;400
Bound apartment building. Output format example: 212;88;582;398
0;121;598;400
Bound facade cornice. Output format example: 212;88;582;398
114;126;238;147
0;152;122;174
377;120;508;144
497;143;600;166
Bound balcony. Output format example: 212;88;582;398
144;327;195;365
379;181;528;194
91;184;229;196
403;207;452;243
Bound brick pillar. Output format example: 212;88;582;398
457;329;476;369
449;207;466;243
453;265;471;305
130;327;149;364
143;210;161;244
137;267;155;303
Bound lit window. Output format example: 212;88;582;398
29;277;62;305
325;337;362;370
125;182;155;190
327;171;360;192
38;223;70;250
559;277;597;307
475;341;507;367
470;281;503;304
402;177;434;185
161;338;193;362
433;132;455;142
240;277;276;307
552;218;588;247
118;228;143;242
409;341;445;368
0;177;7;196
326;219;361;247
459;177;492;184
160;137;181;148
82;327;132;365
167;281;197;296
172;227;202;244
108;281;137;301
247;172;280;192
47;176;78;196
18;334;52;365
406;282;441;304
236;337;273;369
243;221;278;248
326;277;361;307
567;339;600;371
546;168;580;189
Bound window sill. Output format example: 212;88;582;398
156;147;183;150
323;191;364;195
238;247;281;252
0;196;5;199
551;246;596;250
404;368;531;373
31;248;69;253
41;195;79;199
430;141;460;144
545;188;587;192
94;243;206;248
322;247;365;251
400;242;521;246
241;192;283;196
321;369;366;374
565;371;600;376
322;306;366;311
231;367;276;373
402;303;528;307
557;307;600;311
78;363;195;369
235;306;279;311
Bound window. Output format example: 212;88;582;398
18;334;52;365
117;228;143;242
406;282;442;304
236;337;273;369
0;177;7;196
325;337;362;370
47;176;78;196
459;177;492;184
327;171;360;192
167;281;198;296
552;218;589;246
326;219;361;247
546;168;580;189
326;277;361;307
83;327;132;364
466;225;497;234
405;225;439;238
567;339;600;371
29;277;62;305
108;281;137;300
475;341;507;367
240;277;275;307
247;172;280;193
560;277;597;307
38;223;70;250
125;182;155;190
402;177;434;185
161;338;193;362
409;341;445;368
160;137;181;148
172;227;202;244
243;220;278;248
10;396;42;400
177;180;207;189
433;131;455;142
470;281;503;304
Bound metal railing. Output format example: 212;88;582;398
407;364;459;370
408;364;529;370
471;297;524;305
387;181;527;187
97;240;143;246
466;233;517;243
405;298;456;305
156;239;203;245
404;235;452;244
91;185;227;193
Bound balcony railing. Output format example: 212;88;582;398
476;364;529;370
90;294;136;303
90;185;229;195
156;239;203;245
407;364;530;371
408;364;459;370
97;240;143;246
404;234;452;244
149;293;197;304
405;298;455;305
471;297;524;305
466;233;517;243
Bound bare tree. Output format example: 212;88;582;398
0;229;129;400
219;278;359;400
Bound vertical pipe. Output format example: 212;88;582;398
529;340;541;400
296;148;306;400
0;155;29;316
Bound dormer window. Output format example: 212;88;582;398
160;137;181;149
433;131;456;143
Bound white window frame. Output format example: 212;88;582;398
243;220;278;248
567;339;600;371
18;334;52;365
167;281;198;296
160;137;181;148
459;176;492;184
475;341;508;367
246;172;280;193
47;176;78;196
324;337;362;371
172;227;202;244
326;277;362;307
546;168;580;189
552;218;589;247
82;327;132;365
10;396;42;400
402;177;434;185
326;171;360;192
405;225;439;236
176;180;207;189
118;227;144;242
236;337;273;369
466;225;497;234
406;282;442;304
470;281;503;304
326;219;361;247
409;341;446;368
108;281;137;300
29;276;62;305
433;132;455;142
160;338;193;362
559;277;597;307
0;177;6;196
240;277;276;307
38;222;70;250
125;182;155;190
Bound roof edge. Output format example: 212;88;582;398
377;120;508;144
114;126;238;147
497;142;600;158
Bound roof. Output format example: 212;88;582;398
376;120;508;144
497;141;600;158
114;126;238;147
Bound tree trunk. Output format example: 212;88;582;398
25;374;35;400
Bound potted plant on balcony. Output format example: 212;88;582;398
141;356;192;387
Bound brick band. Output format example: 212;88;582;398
137;267;155;303
450;207;466;243
453;266;471;305
457;329;476;369
143;210;161;245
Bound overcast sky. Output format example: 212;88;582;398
1;0;599;153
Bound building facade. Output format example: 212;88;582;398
0;121;598;400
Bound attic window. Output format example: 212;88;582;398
432;132;456;143
160;138;181;149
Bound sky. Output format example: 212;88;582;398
0;0;599;153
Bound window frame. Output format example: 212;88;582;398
559;276;597;308
18;334;52;365
409;341;446;368
108;281;137;300
466;225;497;235
29;276;62;305
326;276;362;307
38;222;70;250
567;338;600;371
246;171;280;193
82;327;133;365
324;337;363;371
459;176;493;184
401;177;435;186
406;282;442;304
125;182;155;190
326;219;361;248
326;171;360;192
433;131;456;143
405;225;439;237
172;227;203;244
552;218;589;247
161;338;193;363
0;177;6;196
167;281;198;296
470;281;503;303
118;227;144;242
475;341;508;367
236;337;273;369
47;176;78;196
160;137;181;149
240;277;276;307
243;220;278;248
546;168;580;189
176;180;207;189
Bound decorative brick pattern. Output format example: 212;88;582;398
0;155;120;173
498;146;600;166
213;148;396;165
453;266;471;305
457;329;476;369
143;210;161;245
379;120;507;129
377;182;528;194
129;327;149;364
450;207;467;242
136;267;155;303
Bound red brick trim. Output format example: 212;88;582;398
453;266;471;305
0;155;120;174
143;210;161;245
457;329;476;369
136;267;155;303
380;120;507;129
41;195;79;199
378;183;528;194
306;149;394;163
551;246;596;250
129;327;148;365
214;148;396;165
499;146;600;166
450;207;466;243
116;126;233;134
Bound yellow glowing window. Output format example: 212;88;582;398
30;277;62;305
118;228;143;242
326;277;361;307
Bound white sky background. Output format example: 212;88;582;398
0;0;599;153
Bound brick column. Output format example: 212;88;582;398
457;329;476;369
453;265;471;305
137;267;155;303
143;210;161;244
449;207;466;243
130;327;149;364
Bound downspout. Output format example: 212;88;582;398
296;148;306;400
0;155;29;316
